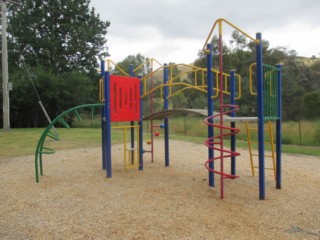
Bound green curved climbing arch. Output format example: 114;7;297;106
35;103;104;183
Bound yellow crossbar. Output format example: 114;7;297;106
133;58;163;73
203;18;260;52
104;59;129;76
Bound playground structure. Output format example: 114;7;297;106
35;18;282;200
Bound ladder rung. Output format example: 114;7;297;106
265;167;275;170
248;140;274;144
250;154;274;158
247;128;271;131
253;166;275;171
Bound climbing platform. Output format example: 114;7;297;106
143;108;258;122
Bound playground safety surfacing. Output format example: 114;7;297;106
1;139;320;239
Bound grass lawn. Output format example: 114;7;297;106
1;128;319;158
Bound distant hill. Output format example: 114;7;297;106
296;56;320;66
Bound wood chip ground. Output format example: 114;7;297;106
1;140;319;239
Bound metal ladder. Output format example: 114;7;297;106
245;121;276;178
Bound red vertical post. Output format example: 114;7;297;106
218;21;225;199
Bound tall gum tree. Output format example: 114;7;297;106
7;0;110;76
1;0;110;127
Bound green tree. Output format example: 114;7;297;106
229;31;248;50
309;61;320;91
2;0;110;127
8;0;110;76
9;65;95;127
112;54;146;76
303;90;320;119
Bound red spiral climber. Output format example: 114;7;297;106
204;104;241;199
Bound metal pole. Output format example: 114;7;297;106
256;33;265;200
139;76;143;170
1;0;21;131
104;71;112;178
129;65;135;164
206;43;214;187
218;25;225;199
100;60;106;170
2;0;10;131
230;70;236;175
276;64;282;189
163;64;169;167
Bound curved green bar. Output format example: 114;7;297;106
35;103;104;183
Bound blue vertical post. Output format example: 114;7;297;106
104;71;112;178
139;76;144;170
129;65;135;163
276;64;282;189
230;70;236;175
100;60;107;170
256;33;265;199
206;44;214;187
163;64;170;167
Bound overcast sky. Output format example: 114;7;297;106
89;0;320;64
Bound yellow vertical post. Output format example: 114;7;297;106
246;122;255;176
123;127;127;167
268;121;277;179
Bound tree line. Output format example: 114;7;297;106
114;35;320;121
1;0;319;128
0;0;109;127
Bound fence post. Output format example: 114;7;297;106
299;120;302;146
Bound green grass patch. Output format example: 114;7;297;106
0;128;45;157
169;134;320;157
75;115;320;146
1;126;319;159
1;128;118;158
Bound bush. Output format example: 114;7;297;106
314;121;320;144
281;136;292;145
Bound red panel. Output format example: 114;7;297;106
110;75;140;122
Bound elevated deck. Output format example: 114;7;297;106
143;109;258;122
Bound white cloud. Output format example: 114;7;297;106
91;0;320;63
265;21;320;57
107;22;203;63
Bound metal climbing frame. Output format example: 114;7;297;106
99;62;143;178
203;18;282;199
34;103;104;183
